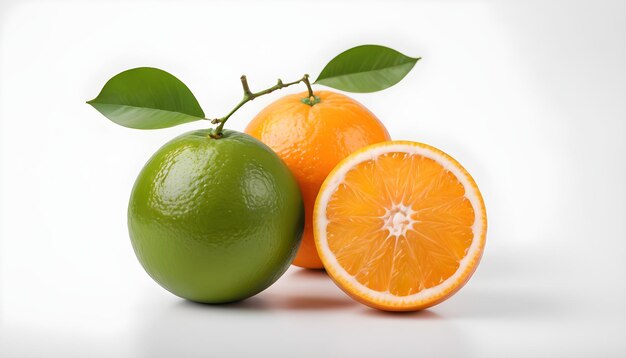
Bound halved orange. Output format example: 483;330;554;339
314;141;487;311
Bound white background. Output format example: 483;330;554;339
1;0;625;356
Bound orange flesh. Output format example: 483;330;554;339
326;152;476;296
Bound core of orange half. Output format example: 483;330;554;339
314;141;487;311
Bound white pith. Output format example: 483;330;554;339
380;203;417;239
315;142;486;306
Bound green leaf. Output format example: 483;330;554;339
87;67;205;129
314;45;420;93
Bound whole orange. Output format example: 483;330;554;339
245;90;390;268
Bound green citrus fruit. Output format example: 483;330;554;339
128;129;304;303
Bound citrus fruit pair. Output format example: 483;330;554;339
248;91;486;311
128;89;486;310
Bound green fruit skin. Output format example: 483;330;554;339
128;129;304;303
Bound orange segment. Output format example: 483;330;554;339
314;141;487;311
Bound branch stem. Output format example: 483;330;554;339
210;74;315;138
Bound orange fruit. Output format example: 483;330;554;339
245;91;390;268
314;141;487;311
